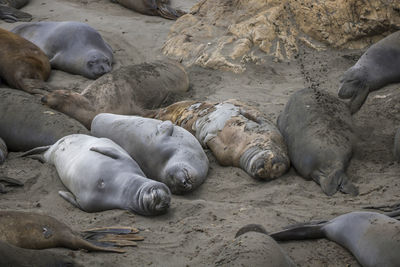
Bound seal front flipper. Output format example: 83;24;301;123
156;120;174;136
59;190;81;209
89;146;124;159
338;78;369;114
270;221;327;241
0;5;32;23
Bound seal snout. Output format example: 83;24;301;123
141;184;171;215
169;167;194;194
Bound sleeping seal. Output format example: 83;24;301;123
22;134;171;215
112;0;185;20
12;21;113;79
91;114;209;194
338;30;400;113
236;212;400;267
0;0;32;22
278;88;358;196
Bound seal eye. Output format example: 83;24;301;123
98;179;105;189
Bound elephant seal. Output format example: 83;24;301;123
112;0;185;20
394;127;400;161
91;113;209;194
22;134;171;215
0;240;82;267
12;21;113;79
41;60;189;128
154;99;290;180
0;210;144;253
277;88;358;196
0;89;88;151
215;231;295;266
0;0;32;22
0;27;51;94
0;137;7;164
338;30;400;113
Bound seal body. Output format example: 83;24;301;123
155;99;290;180
278;88;358;196
24;134;171;215
0;89;88;152
0;137;7;164
394;127;400;161
12;21;113;79
112;0;185;20
41;60;189;128
338;30;400;113
91;113;209;194
0;0;32;22
269;212;400;267
0;28;50;94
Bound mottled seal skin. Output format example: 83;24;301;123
0;240;82;267
0;0;32;23
41;60;189;129
91;113;209;194
112;0;185;20
277;88;358;196
22;134;171;215
339;31;400;114
0;89;88;152
154;99;290;180
12;21;113;79
0;137;7;164
216;231;295;267
0;27;51;94
266;212;400;267
0;210;143;253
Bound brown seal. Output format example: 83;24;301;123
42;60;189;128
0;210;144;253
0;27;51;94
154;99;290;180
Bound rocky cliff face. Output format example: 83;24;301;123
163;0;400;72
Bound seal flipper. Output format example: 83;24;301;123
156;0;186;20
311;169;358;196
89;146;124;159
20;145;51;163
156;121;174;136
0;5;32;23
59;191;81;209
270;221;327;241
338;78;369;114
0;176;24;186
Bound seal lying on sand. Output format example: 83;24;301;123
22;134;171;215
154;99;290;180
91;113;209;194
0;28;51;94
111;0;185;20
12;21;113;79
277;88;358;196
0;210;144;253
338;30;400;113
237;211;400;267
0;89;88;151
0;0;32;22
41;61;189;128
216;231;295;266
0;240;82;267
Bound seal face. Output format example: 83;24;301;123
277;88;358;196
91;113;209;195
23;134;171;215
11;21;113;79
338;30;400;113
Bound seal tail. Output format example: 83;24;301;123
270;221;327;241
19;146;51;163
156;2;186;20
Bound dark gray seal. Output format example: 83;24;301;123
277;88;358;196
394;127;400;161
0;89;88;151
112;0;185;20
91;113;209;194
12;21;113;79
0;137;7;164
0;0;32;22
22;134;171;215
338;30;400;113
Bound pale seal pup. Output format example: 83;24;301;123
12;21;113;79
0;210;144;253
338;30;400;113
41;60;189;128
278;88;358;196
0;27;51;94
0;137;7;164
0;0;32;22
0;89;88;152
111;0;185;20
237;212;400;267
91;113;209;194
154;99;290;180
22;134;171;215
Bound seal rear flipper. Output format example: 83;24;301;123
89;146;124;159
311;170;339;196
83;226;139;235
338;175;358;196
20;145;51;163
156;1;186;20
0;176;24;186
0;5;32;23
270;221;327;241
235;224;268;238
59;191;81;209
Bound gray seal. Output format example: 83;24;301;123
112;0;185;20
0;0;32;22
91;113;209;194
277;88;358;196
338;30;400;113
12;21;113;79
0;137;7;164
394;127;400;161
22;134;171;215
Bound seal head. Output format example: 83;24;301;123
164;163;198;194
134;182;171;215
84;50;112;79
